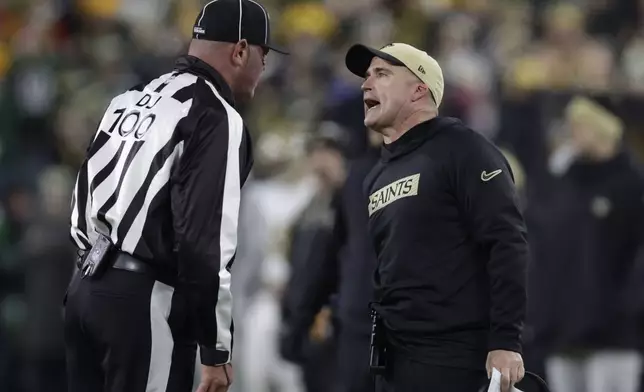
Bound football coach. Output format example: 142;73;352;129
345;43;529;392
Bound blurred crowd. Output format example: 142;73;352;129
2;0;644;391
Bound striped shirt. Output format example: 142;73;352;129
70;55;253;366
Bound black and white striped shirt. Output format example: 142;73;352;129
70;55;253;366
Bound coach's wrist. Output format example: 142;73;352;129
200;346;231;366
488;335;522;355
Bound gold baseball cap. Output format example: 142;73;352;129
565;96;623;142
345;43;444;107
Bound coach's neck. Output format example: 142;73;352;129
382;109;437;144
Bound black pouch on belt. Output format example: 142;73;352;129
369;308;387;375
79;233;114;280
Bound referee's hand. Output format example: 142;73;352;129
197;364;233;392
486;350;524;392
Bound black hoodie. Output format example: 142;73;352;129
364;116;528;369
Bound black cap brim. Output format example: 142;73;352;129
265;44;289;55
345;44;405;77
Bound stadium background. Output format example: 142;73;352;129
1;0;644;391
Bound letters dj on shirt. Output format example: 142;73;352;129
368;173;420;216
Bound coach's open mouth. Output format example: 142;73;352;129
365;99;380;111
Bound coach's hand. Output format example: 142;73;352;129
197;364;233;392
486;350;524;392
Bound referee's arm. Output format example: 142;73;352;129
454;138;529;354
171;102;248;366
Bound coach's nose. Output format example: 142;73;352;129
361;76;373;92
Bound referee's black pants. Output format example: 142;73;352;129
375;349;488;392
64;267;196;392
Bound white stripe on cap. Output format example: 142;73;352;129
197;0;221;39
238;0;242;40
247;0;268;44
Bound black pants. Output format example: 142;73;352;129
302;337;337;392
335;331;374;392
375;351;487;392
64;268;195;392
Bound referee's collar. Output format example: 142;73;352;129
174;55;235;107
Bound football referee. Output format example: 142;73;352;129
345;43;528;392
63;1;286;391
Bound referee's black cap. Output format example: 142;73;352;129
192;0;288;55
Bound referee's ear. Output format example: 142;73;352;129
232;39;250;67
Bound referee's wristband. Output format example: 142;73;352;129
200;346;230;366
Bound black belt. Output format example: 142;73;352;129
77;249;176;287
113;253;176;287
77;250;154;276
113;252;156;275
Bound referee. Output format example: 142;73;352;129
345;43;528;392
63;1;286;391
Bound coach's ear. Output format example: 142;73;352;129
232;39;250;67
411;83;430;103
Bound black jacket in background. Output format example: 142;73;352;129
281;147;380;354
282;190;337;342
364;117;528;370
334;147;380;335
529;151;644;352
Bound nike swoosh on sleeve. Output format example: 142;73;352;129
481;169;502;182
